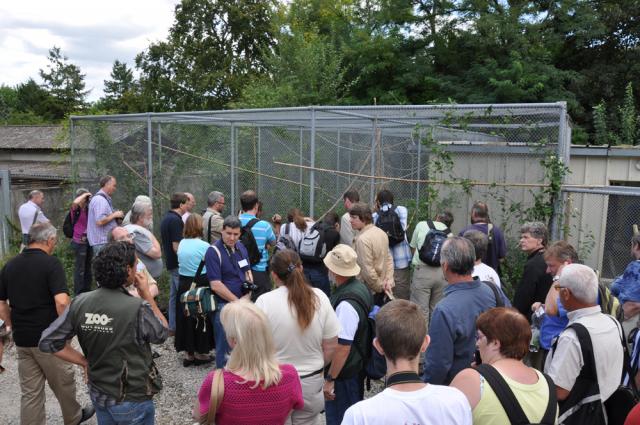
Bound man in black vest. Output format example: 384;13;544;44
39;242;168;423
322;244;372;425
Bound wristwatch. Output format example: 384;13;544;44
325;374;335;383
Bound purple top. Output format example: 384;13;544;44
458;223;507;272
205;239;250;299
87;190;115;246
71;205;89;243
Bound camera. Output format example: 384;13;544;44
241;281;258;295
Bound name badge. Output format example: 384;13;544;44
238;259;249;268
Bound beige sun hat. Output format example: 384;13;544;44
323;244;360;277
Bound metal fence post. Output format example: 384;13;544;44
0;169;10;257
158;123;162;171
147;114;153;203
70;118;76;190
551;102;569;241
257;127;262;196
299;128;303;208
309;108;316;218
370;119;377;204
337;130;341;190
230;124;236;214
416;129;422;209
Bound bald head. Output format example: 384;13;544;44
111;226;133;244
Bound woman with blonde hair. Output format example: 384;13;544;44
256;249;339;425
195;299;303;424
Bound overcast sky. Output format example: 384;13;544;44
0;0;178;102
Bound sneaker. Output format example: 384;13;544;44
78;405;95;424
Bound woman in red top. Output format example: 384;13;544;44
195;299;304;425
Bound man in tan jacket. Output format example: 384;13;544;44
349;202;394;303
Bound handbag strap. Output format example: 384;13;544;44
207;369;224;424
194;258;206;280
207;214;214;244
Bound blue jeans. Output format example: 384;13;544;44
168;268;180;332
94;400;155;425
71;241;92;296
303;265;331;298
213;302;230;369
324;374;364;425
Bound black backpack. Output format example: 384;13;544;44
553;323;608;425
240;218;261;266
375;206;405;247
476;363;557;425
298;222;329;264
62;207;81;239
418;220;451;266
338;295;387;384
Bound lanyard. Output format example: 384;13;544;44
385;371;423;388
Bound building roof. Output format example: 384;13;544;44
0;125;67;150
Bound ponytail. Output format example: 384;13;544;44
271;249;318;330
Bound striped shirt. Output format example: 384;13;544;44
373;204;412;270
87;190;115;246
239;213;276;272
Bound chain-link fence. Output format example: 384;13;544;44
70;104;571;287
560;186;640;280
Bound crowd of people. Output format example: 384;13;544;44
1;176;640;424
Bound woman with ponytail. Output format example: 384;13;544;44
256;249;340;425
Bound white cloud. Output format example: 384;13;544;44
0;0;178;101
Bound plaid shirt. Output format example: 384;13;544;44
373;204;412;270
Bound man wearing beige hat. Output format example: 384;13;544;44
323;244;373;425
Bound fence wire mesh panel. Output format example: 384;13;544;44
561;189;640;280
70;104;570;287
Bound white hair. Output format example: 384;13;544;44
559;263;598;304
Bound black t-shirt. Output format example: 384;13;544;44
160;210;183;270
0;248;68;347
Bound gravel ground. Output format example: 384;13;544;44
0;337;383;424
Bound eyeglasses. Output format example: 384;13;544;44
554;284;566;291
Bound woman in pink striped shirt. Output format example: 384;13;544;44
195;300;304;425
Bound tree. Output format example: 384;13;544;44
136;0;276;111
39;46;89;117
100;60;141;113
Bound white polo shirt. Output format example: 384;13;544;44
18;200;48;234
544;306;623;401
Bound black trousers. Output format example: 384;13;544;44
251;269;272;302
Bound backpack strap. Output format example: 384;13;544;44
482;280;504;308
476;364;531;425
566;323;599;381
244;217;260;230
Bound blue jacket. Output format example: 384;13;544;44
611;260;640;304
422;279;510;385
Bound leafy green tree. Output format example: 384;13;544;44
136;0;276;111
619;82;637;146
99;60;141;113
39;47;89;117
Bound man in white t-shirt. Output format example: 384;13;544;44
342;299;472;425
18;190;49;247
463;229;501;287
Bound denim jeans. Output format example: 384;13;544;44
71;241;92;296
303;265;331;298
168;268;180;332
94;400;155;425
213;302;230;369
324;374;364;425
